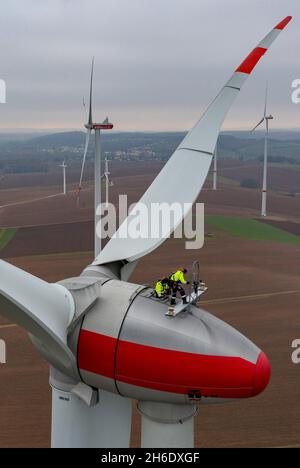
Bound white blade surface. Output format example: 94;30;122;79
0;260;76;376
251;117;265;133
78;129;91;190
93;16;292;266
264;81;269;117
88;57;94;126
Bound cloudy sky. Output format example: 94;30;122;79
0;0;299;131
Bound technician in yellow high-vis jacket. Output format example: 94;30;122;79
170;268;189;305
154;277;171;299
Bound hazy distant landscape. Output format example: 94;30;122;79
0;130;299;183
0;130;299;196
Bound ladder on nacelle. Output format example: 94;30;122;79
165;260;207;317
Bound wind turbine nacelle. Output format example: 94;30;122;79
87;123;114;130
58;270;271;405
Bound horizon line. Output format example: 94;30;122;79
0;127;300;134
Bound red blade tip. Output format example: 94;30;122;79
275;16;292;30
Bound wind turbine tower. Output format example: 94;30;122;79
59;161;67;195
78;58;113;256
213;142;218;190
103;156;113;208
251;83;273;217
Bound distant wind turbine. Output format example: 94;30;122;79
102;156;114;208
77;58;114;256
251;82;273;217
213;142;218;191
59;161;67;195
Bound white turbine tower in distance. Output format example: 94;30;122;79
251;82;274;217
59;161;67;195
102;156;113;208
213;141;218;191
77;58;113;256
0;16;292;448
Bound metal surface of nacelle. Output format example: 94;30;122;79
46;265;270;406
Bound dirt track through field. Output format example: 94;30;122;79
201;289;300;305
0;192;62;209
0;187;91;210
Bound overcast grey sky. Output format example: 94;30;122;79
0;0;299;131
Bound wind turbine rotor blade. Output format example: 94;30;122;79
88;57;94;126
93;16;292;267
251;117;265;133
264;81;269;117
77;129;91;202
51;389;132;448
0;260;77;377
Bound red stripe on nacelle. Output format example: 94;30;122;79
78;329;270;398
275;16;292;30
116;338;256;397
78;330;115;379
235;47;267;74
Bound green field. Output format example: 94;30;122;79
205;216;300;245
0;229;17;251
